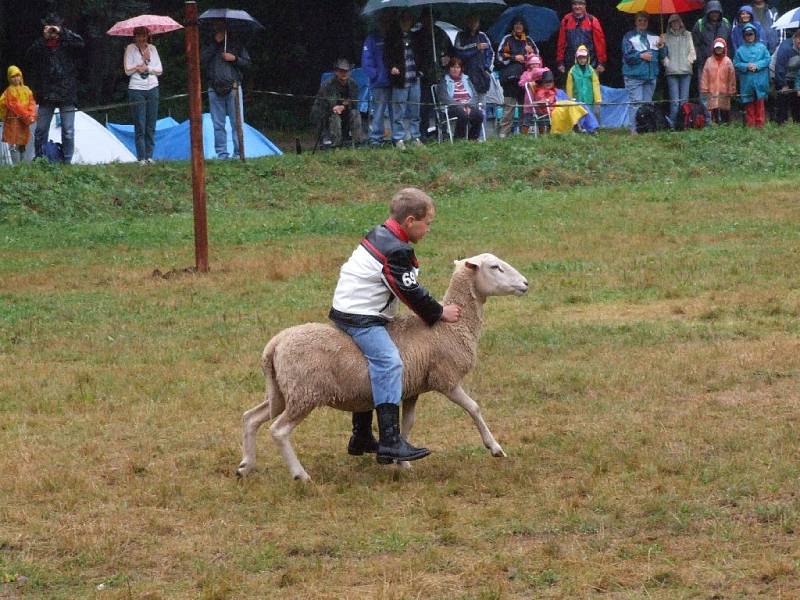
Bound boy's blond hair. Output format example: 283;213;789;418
389;188;434;222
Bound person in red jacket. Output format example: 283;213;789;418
556;0;608;77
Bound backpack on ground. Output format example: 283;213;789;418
42;140;64;163
635;103;669;134
676;102;706;131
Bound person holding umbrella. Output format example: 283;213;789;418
201;19;251;159
124;27;163;164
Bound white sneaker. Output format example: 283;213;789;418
138;160;147;165
395;140;406;150
412;138;423;147
145;158;155;165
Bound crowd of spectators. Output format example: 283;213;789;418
310;0;800;147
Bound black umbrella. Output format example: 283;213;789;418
362;0;505;16
198;8;265;32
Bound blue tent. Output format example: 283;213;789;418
107;114;282;160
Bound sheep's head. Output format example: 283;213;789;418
456;254;529;298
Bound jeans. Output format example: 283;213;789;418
34;103;76;163
335;323;402;407
368;86;392;144
666;74;691;127
208;87;244;158
624;77;656;131
391;80;421;142
128;87;159;160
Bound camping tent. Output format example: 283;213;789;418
21;110;138;164
107;114;282;160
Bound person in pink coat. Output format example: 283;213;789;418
700;37;736;124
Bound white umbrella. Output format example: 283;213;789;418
773;8;800;31
435;20;461;46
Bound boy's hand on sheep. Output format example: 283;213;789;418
441;304;461;323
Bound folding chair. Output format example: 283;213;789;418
524;85;551;137
430;85;457;144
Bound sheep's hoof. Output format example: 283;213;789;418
395;461;412;470
236;461;253;477
491;446;507;458
293;471;312;482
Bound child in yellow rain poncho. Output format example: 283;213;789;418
0;66;37;163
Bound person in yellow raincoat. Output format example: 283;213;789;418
0;66;37;163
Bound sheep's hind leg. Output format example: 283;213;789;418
445;385;506;458
237;399;272;477
269;408;314;482
396;396;419;470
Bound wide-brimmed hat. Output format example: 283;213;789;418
42;12;64;26
333;58;352;71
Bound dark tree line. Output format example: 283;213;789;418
0;0;793;131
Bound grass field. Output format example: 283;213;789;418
1;126;800;598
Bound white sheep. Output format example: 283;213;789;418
237;253;529;481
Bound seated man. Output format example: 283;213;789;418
311;58;364;147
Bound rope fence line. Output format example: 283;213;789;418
2;86;796;126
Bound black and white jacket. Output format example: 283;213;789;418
329;219;443;328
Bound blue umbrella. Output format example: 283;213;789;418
486;3;559;44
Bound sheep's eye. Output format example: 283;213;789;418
490;265;503;272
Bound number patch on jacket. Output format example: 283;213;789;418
402;271;417;287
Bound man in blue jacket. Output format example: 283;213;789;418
774;29;800;124
622;12;667;132
361;13;394;147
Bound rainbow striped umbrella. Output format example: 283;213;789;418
616;0;704;15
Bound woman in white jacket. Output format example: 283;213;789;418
124;26;163;163
663;13;696;128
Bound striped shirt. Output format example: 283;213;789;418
452;79;470;104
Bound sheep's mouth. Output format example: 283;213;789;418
512;285;529;295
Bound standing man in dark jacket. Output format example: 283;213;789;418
201;20;251;159
556;1;608;76
774;30;800;124
26;13;84;164
385;11;424;149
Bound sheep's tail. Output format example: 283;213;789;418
261;334;286;419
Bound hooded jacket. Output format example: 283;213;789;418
730;6;766;56
0;66;37;146
700;38;737;110
566;47;601;105
453;30;494;94
773;36;800;89
692;1;732;67
362;33;390;89
25;27;84;105
749;2;779;53
733;24;771;103
663;16;696;75
622;28;668;81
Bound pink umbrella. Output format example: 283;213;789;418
106;14;183;36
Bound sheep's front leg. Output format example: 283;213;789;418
396;395;419;470
444;385;506;458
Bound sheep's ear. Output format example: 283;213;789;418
464;260;479;271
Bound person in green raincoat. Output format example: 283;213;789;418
566;45;601;110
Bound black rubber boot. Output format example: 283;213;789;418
375;403;431;464
348;410;379;455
